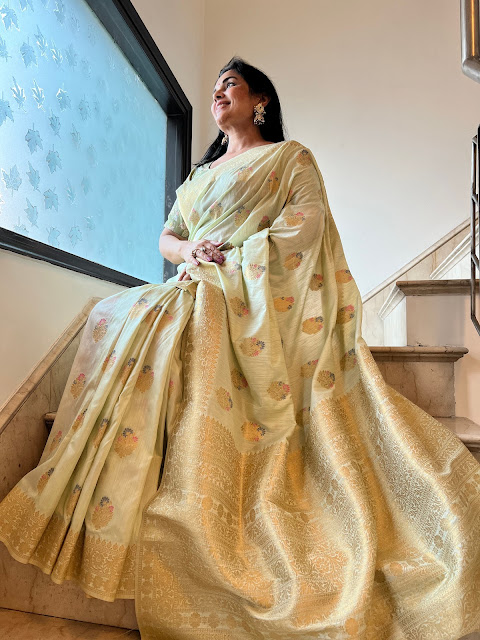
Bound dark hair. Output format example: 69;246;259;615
195;56;287;168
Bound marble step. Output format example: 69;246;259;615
378;279;480;347
370;345;468;418
0;607;139;639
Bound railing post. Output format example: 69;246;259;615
471;131;480;336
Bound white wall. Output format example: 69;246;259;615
202;0;480;298
0;0;206;409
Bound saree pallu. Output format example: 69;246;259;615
1;140;480;640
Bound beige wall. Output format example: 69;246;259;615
0;0;206;409
202;0;480;298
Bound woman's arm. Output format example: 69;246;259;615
158;227;193;265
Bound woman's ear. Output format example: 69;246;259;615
254;93;270;108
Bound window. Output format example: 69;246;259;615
0;0;191;285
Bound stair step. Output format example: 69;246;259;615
369;345;468;362
0;608;140;639
395;278;478;295
436;416;480;452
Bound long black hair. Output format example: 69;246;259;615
195;56;287;168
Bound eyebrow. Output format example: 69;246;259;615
212;75;237;95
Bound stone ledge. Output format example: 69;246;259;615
370;345;468;362
396;278;478;295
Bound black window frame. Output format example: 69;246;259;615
0;0;192;287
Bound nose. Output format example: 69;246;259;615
213;88;224;102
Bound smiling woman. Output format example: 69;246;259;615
1;56;480;640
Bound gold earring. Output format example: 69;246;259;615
221;133;228;145
253;103;266;125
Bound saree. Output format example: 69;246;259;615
1;139;480;640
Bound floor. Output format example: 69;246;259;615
0;608;141;639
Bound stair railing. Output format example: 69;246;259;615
471;132;480;337
461;0;480;80
461;0;480;336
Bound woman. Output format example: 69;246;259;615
1;57;480;640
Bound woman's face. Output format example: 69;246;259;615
211;70;267;131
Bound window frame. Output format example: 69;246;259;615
0;0;192;287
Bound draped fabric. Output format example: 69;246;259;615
1;140;480;639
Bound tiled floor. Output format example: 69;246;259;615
0;608;140;639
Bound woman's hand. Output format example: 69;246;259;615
178;239;225;281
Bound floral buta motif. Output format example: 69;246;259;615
114;427;139;458
229;297;249;318
267;170;279;193
91;496;114;530
317;370;336;389
285;212;306;227
300;359;319;378
240;337;265;357
70;373;86;399
190;209;200;226
245;264;266;280
309;273;324;290
92;318;108;343
231;368;248;390
49;430;62;453
145;304;163;325
209;201;223;219
37;467;54;493
337;305;355;324
267;381;290;401
284;252;303;270
341;348;357;372
224;260;242;276
241;420;266;442
72;409;87;432
93;418;110;448
302;316;324;334
237;166;253;182
216;388;233;411
120;357;136;384
155;309;174;334
102;350;116;372
66;484;82;517
295;407;311;428
257;215;270;232
167;379;174;398
335;269;353;283
136;365;154;393
234;206;250;226
273;296;295;312
296;148;312;166
130;296;150;317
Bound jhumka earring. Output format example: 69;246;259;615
221;133;228;145
253;103;266;125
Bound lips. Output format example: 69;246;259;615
216;102;229;111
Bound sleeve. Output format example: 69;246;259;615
164;198;189;239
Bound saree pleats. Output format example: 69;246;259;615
1;140;480;638
0;281;196;600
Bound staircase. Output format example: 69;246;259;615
1;269;480;637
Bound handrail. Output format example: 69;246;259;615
470;131;480;337
461;0;480;81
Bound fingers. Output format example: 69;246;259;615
203;242;224;264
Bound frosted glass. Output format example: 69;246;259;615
0;0;167;283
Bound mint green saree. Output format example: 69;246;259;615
1;140;480;640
